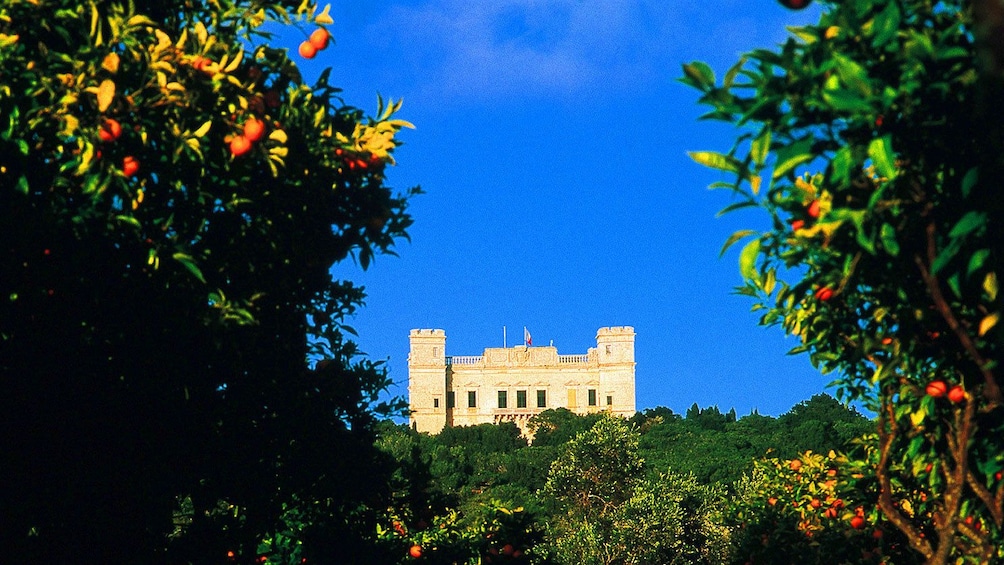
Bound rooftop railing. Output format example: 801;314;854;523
446;355;483;365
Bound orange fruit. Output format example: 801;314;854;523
230;135;252;157
309;28;330;50
122;156;140;176
298;40;317;59
99;118;122;142
243;117;265;142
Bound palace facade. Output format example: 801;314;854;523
408;327;636;435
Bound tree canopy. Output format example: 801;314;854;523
686;0;1004;561
0;0;415;562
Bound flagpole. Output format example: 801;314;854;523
503;326;507;348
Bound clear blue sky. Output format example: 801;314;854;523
283;1;836;417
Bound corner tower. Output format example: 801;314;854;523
596;326;636;416
408;329;448;433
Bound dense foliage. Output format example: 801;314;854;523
0;0;415;562
377;395;871;564
686;0;1004;562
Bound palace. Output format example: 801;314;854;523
408;327;636;434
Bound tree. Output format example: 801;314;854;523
0;0;415;562
543;415;728;564
686;0;1004;561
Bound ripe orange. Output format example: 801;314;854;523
948;385;965;403
230;135;252;157
409;544;422;559
850;515;866;529
779;0;811;9
790;219;805;231
807;199;821;218
122;156;139;176
789;459;802;472
814;287;834;301
925;380;948;398
243;117;265;142
298;40;317;59
309;28;330;50
99;118;122;142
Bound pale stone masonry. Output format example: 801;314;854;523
408;327;636;435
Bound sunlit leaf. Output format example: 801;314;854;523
985;272;999;301
97;79;115;112
688;151;744;175
771;139;814;180
315;3;334;25
880;223;899;256
739;238;761;281
101;52;120;73
751;128;771;168
868;136;897;180
979;313;999;337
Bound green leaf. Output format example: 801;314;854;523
968;249;990;276
723;57;746;88
870;1;901;48
868;136;897;180
720;229;757;257
750;128;771;168
681;61;716;90
115;215;142;229
739;238;761;281
688;151;744;175
832;53;873;97
173;253;207;283
821;89;873;113
961;167;978;198
880;223;899;256
949;211;987;239
771;138;814;180
707;181;736;190
931;238;963;275
830;146;854;187
716;200;758;218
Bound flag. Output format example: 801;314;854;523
524;326;532;346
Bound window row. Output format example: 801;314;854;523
435;389;613;409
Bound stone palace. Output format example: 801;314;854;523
408;326;636;435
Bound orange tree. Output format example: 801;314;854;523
0;0;415;562
728;449;921;564
685;0;1003;563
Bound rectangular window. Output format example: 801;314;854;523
433;398;440;408
447;391;455;409
468;391;477;408
606;395;613;406
517;390;527;408
536;390;547;408
588;389;597;406
498;390;508;409
567;389;577;408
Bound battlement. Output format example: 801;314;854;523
596;326;635;336
410;328;445;337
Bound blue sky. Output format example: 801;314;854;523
284;1;837;417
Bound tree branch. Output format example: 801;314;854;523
914;222;1001;405
876;398;933;559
